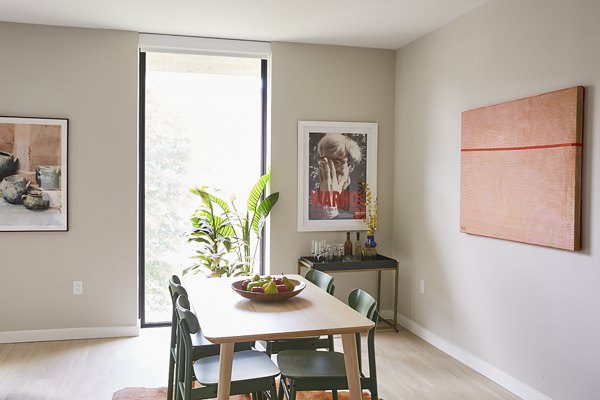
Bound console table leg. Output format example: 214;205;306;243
393;262;399;331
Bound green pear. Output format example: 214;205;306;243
264;281;278;294
282;276;294;291
252;274;261;282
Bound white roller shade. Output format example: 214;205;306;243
139;33;271;58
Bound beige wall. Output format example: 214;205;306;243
0;29;396;337
269;42;396;304
394;0;600;399
0;22;139;339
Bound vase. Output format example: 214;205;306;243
0;151;17;181
0;174;30;204
366;235;377;249
362;235;377;260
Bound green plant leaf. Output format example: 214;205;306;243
190;186;231;213
251;192;279;236
246;168;271;212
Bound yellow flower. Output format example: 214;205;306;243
361;182;378;235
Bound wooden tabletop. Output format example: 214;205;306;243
184;274;375;343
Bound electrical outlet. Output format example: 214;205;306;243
73;280;83;295
419;280;425;294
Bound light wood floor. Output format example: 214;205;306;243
0;326;520;400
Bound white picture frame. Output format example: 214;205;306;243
297;120;377;232
0;116;68;231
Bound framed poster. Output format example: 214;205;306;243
297;121;377;232
0;116;68;231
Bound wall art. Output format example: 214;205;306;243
0;116;68;231
297;120;377;232
460;86;584;250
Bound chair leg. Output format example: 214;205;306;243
266;341;273;357
289;380;297;400
270;379;277;400
167;352;175;400
277;378;286;400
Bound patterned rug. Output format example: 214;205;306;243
112;387;377;399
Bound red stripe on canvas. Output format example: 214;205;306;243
461;143;582;152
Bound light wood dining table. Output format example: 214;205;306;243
184;274;375;400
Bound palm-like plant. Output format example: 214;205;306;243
187;169;279;277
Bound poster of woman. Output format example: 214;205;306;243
297;121;377;232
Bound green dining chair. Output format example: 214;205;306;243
175;295;280;400
262;269;336;357
276;288;379;400
167;275;253;400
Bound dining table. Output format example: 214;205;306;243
184;274;375;400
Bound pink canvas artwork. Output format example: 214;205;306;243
460;86;584;251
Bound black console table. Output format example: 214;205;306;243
298;254;398;331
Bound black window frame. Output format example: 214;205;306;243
138;52;268;327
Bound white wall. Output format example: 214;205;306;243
269;42;396;304
394;1;599;399
0;22;139;340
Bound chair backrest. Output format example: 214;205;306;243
174;294;202;400
348;288;378;381
176;294;200;333
305;269;335;295
169;275;188;306
348;288;377;321
169;276;189;347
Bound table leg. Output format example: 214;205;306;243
394;263;399;331
216;342;234;400
376;271;382;311
341;333;362;400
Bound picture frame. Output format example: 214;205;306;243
297;120;377;232
0;116;68;231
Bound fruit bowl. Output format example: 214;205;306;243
231;278;305;302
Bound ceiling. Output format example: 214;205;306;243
0;0;488;50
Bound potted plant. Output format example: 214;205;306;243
186;169;279;277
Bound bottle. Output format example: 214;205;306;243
353;232;362;260
344;232;353;257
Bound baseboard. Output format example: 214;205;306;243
0;324;139;344
380;309;551;400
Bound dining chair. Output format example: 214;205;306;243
167;275;253;400
262;269;336;357
175;295;280;400
276;288;379;400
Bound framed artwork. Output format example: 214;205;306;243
0;116;68;231
297;120;377;232
460;86;584;251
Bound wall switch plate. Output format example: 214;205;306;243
419;280;425;294
73;280;83;295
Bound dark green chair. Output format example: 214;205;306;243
167;275;253;400
175;295;280;400
276;288;379;400
262;269;336;357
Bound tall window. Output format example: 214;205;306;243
140;50;266;325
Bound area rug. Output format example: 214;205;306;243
112;387;377;399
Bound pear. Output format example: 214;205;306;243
252;274;261;282
282;276;295;291
264;281;278;294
